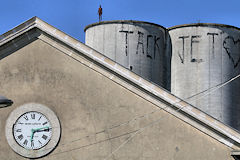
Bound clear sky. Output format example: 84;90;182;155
1;0;240;43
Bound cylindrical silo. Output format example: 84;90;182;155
85;20;171;90
169;23;240;130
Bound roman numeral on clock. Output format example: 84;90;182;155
42;135;48;140
24;115;28;121
31;114;35;119
23;139;28;145
16;129;21;132
18;134;23;141
31;141;34;147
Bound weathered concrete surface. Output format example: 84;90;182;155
169;24;240;131
85;21;171;90
0;31;235;159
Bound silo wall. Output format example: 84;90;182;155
169;24;240;130
85;21;171;90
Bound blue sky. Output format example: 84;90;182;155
1;0;240;42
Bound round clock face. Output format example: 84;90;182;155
13;111;52;150
6;103;61;158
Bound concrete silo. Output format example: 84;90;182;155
85;20;171;90
169;23;240;130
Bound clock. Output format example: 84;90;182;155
5;103;61;158
13;111;52;150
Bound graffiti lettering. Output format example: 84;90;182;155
223;36;240;68
118;29;161;60
178;36;189;63
191;35;203;63
136;31;144;55
207;33;218;56
154;36;160;59
177;32;240;67
119;30;134;56
147;35;153;59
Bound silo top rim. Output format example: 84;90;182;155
84;20;166;32
168;23;240;31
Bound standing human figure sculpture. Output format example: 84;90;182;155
98;5;102;22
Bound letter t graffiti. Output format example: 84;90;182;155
119;30;134;56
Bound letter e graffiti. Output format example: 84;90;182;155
191;35;203;63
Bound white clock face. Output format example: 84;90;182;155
6;103;61;158
13;111;52;150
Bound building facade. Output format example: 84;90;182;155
0;17;240;159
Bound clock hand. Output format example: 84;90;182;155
30;129;35;141
34;126;50;131
30;127;50;141
33;126;51;133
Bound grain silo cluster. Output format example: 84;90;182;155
85;21;240;131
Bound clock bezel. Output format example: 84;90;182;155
5;103;61;158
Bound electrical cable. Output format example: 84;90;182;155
103;72;240;160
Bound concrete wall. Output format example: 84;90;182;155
0;32;234;159
169;24;240;130
85;21;171;90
